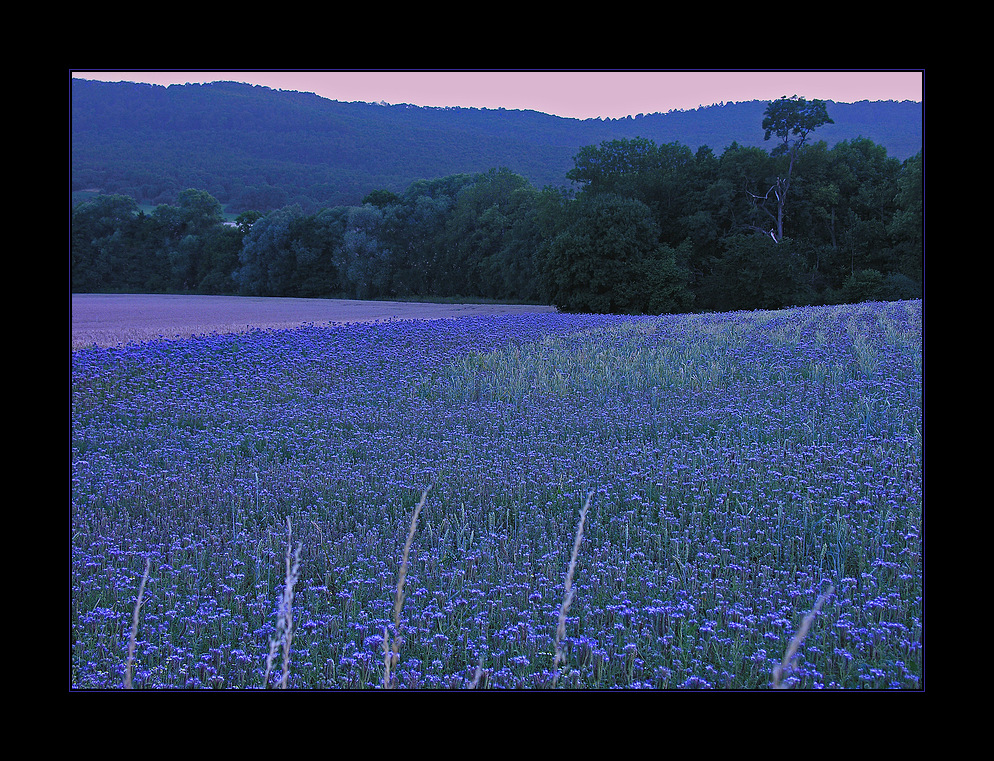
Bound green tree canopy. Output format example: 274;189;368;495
540;193;693;314
362;189;401;208
762;95;834;155
176;188;225;234
71;194;142;291
234;205;311;296
697;234;812;312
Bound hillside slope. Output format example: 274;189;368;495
71;79;923;213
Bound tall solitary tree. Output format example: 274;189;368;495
756;95;834;243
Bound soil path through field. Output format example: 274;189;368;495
72;294;558;350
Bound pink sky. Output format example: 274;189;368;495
72;69;923;120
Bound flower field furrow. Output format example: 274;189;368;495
71;301;923;689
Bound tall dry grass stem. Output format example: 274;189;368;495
772;584;834;689
552;491;592;688
124;557;151;689
263;516;302;689
469;657;485;689
383;488;429;689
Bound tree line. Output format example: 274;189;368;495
71;98;923;314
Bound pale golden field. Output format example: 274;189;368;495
71;294;558;351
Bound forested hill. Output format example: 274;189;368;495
71;78;923;214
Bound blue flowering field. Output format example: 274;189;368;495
70;299;923;689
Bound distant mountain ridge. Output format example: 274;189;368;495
71;78;923;213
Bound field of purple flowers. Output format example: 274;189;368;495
70;299;923;689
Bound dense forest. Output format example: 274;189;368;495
71;79;922;213
70;84;923;314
